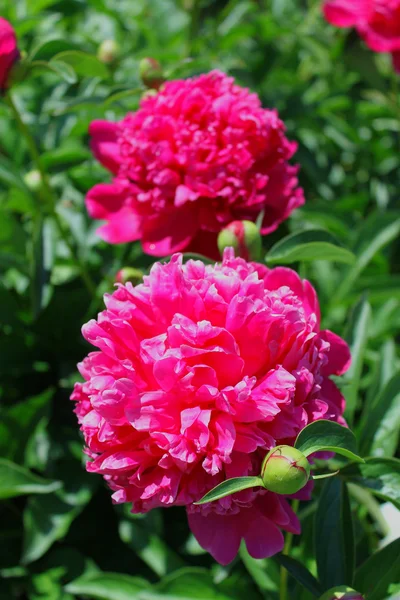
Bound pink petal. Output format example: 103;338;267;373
320;329;351;376
187;511;242;565
89;120;122;174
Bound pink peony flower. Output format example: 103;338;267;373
86;71;304;258
0;18;19;91
71;249;350;564
323;0;400;72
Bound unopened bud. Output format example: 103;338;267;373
261;445;310;495
24;170;42;192
139;58;165;90
319;587;364;600
116;267;143;285
97;40;120;64
217;220;262;261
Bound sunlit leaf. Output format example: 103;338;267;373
295;420;363;463
0;459;61;499
194;476;263;505
265;230;355;265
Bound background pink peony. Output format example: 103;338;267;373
86;70;304;258
0;18;19;91
71;249;350;565
324;0;400;71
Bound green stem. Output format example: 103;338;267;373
187;0;201;57
280;499;300;600
348;483;390;537
5;92;96;298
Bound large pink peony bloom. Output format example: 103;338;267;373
324;0;400;72
86;71;304;258
71;249;350;564
0;18;19;91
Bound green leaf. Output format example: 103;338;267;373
359;371;400;458
119;515;185;577
39;144;90;171
333;215;400;302
138;567;233;600
39;60;78;84
0;459;61;499
265;230;355;265
340;457;400;510
274;554;322;597
29;40;79;62
31;215;54;318
0;388;53;465
315;479;353;590
239;546;279;594
26;0;65;15
22;462;98;563
295;420;363;463
354;538;400;600
341;297;372;425
51;51;109;79
194;476;263;505
65;572;150;600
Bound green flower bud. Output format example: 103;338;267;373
97;40;120;64
116;267;143;285
319;586;364;600
217;220;262;261
139;57;165;90
23;170;42;192
261;445;310;495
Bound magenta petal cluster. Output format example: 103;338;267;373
324;0;400;72
71;249;350;565
86;70;304;258
0;17;19;91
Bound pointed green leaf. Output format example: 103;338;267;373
274;554;322;597
359;371;400;458
341;297;372;425
315;479;354;590
51;51;109;79
22;462;98;564
0;459;61;499
295;420;363;462
340;457;400;510
65;572;150;600
333;215;400;302
138;567;240;600
194;476;263;505
29;40;78;62
41;60;78;84
312;470;340;480
354;538;400;600
265;230;355;265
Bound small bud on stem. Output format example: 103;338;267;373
217;220;262;261
319;586;364;600
261;445;310;495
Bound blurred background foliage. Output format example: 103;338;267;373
0;0;399;599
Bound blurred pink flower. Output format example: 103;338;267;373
324;0;400;71
0;18;19;91
86;71;304;258
71;249;350;564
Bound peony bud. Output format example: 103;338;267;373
319;587;364;600
24;170;42;192
115;267;143;285
97;40;120;64
217;220;262;261
261;445;310;495
0;17;20;92
139;57;165;90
